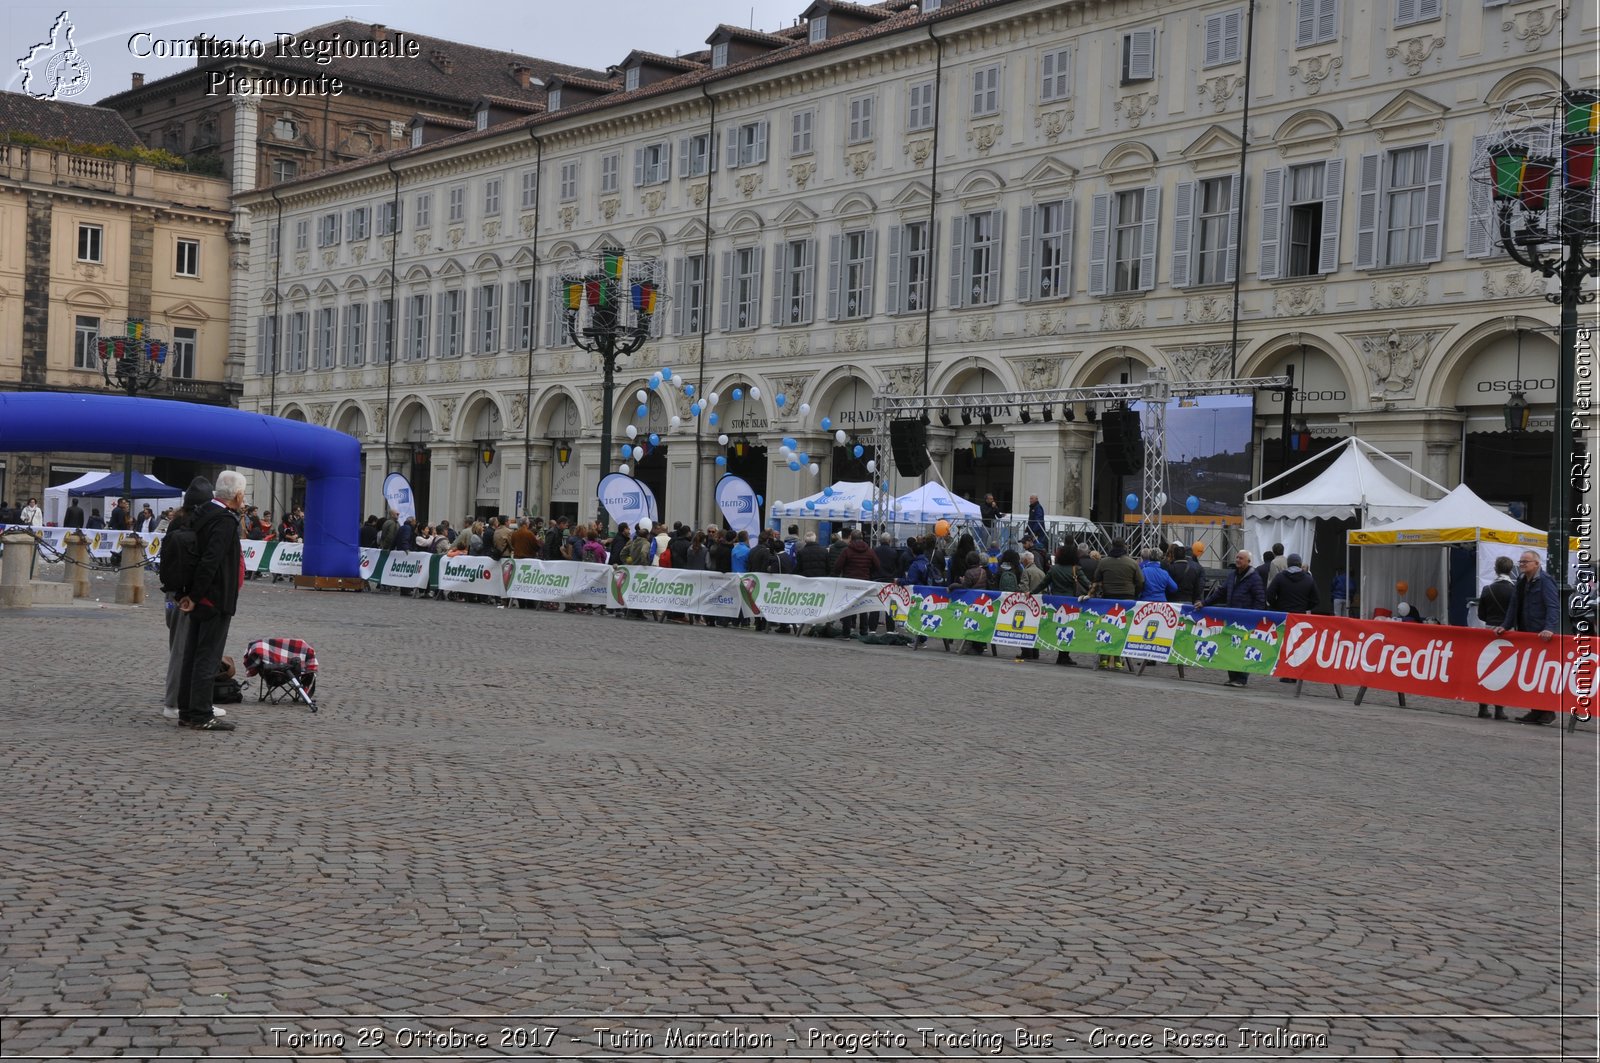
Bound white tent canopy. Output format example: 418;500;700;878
43;471;108;526
769;480;879;521
1242;437;1443;566
891;483;981;523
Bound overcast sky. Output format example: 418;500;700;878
5;1;804;100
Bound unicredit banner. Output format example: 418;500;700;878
1276;615;1598;715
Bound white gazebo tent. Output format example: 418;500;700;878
1347;483;1566;625
1242;437;1443;568
769;481;880;522
42;470;109;526
891;483;981;523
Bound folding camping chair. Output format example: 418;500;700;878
243;637;319;711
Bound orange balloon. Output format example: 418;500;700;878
934;519;951;537
1395;580;1409;596
1191;542;1206;558
1425;586;1438;601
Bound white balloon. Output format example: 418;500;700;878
808;462;820;476
632;445;644;461
1155;492;1168;507
624;425;638;439
866;459;877;473
619;463;630;474
749;386;761;399
799;403;811;415
669;415;681;428
717;434;729;446
778;445;792;457
835;429;847;445
707;392;720;406
635;389;647;402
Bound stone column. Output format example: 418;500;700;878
429;444;474;527
0;531;36;608
116;535;146;605
522;439;552;518
64;531;91;598
1057;422;1099;519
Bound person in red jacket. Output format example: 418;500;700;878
833;527;882;637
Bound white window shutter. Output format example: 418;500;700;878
1138;185;1161;292
710;133;719;173
825;235;842;321
1016;205;1036;303
751;246;764;327
503;282;515;350
754;121;768;164
660;141;672;180
726;132;740;170
948;215;968;308
800;240;815;324
672;258;686;335
679;138;691;177
1466;136;1495;259
985;208;1004;304
1170;180;1195;288
1224;11;1241;60
469;287;481;354
1224;174;1243;284
1396;0;1417;24
1041;51;1055;97
1296;0;1317;45
1318;157;1345;274
885;226;903;315
861;230;876;317
1419;0;1440;19
1354;152;1381;269
633;148;645;187
1127;29;1155;80
1259;167;1284;280
1317;0;1338;42
719;251;734;331
1061;200;1076;296
1204;16;1222;66
1088;193;1110;297
772;243;786;326
1420;140;1449;263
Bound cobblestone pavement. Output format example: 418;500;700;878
1;572;1596;1059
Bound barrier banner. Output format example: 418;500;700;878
358;547;383;581
1276;615;1599;713
991;591;1042;650
877;583;912;625
1174;607;1287;674
506;559;612;603
379;550;434;589
734;573;883;624
437;554;509;596
1036;598;1129;656
1124;600;1183;663
611;566;739;617
268;542;304;576
908;587;1000;645
86;529;119;558
241;539;270;571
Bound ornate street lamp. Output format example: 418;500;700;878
98;318;169;504
1482;89;1600;626
559;246;659;528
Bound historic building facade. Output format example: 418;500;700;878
0;96;233;503
236;0;1593;530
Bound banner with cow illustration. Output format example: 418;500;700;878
1171;607;1287;674
907;587;1002;645
1036;598;1131;656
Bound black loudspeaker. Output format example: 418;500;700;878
889;418;931;477
1100;409;1144;475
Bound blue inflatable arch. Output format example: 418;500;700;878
0;392;359;577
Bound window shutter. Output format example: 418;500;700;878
1259;167;1284;280
1204;16;1222;65
885;225;903;315
709;133;719;173
1296;0;1317;45
726;131;740;170
544;279;559;349
1170;180;1196;288
985;208;1004;304
1420;140;1449;263
1088;193;1111;296
1224;10;1241;60
750;247;764;327
1466;136;1495;259
1395;0;1417;23
1041;51;1056;99
860;230;876;317
661;141;672;180
1224;174;1243;284
502;282;514;350
1016;205;1036;303
470;287;481;354
1354;152;1381;269
1138;185;1160;292
1061;200;1076;296
1419;0;1440;18
826;234;843;321
754;121;768;164
800;240;815;324
256;317;266;375
1317;0;1338;41
673;257;686;335
436;294;447;357
1318;158;1345;274
1126;28;1155;80
633;148;645;187
772;243;786;326
948;215;968;308
719;251;734;331
679;138;691;177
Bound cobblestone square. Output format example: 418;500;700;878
0;576;1595;1058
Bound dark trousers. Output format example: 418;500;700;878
179;607;232;723
164;596;192;709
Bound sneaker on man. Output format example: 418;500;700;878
182;716;236;731
163;706;226;719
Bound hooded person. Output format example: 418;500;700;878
160;477;216;720
1266;554;1320;614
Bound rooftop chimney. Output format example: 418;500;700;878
371;23;389;41
512;64;533;89
131;72;144;88
430;49;454;74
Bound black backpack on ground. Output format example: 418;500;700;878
158;524;199;596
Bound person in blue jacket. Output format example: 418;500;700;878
1496;550;1561;725
1138;548;1179;602
1203;548;1268;688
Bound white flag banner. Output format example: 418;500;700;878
379;550;434;589
734;573;884;624
383;472;417;523
609;566;740;617
598;473;653;530
437;554;510;595
241;539;270;571
715;474;762;538
268;541;304;576
505;559;612;603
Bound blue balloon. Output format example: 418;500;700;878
775;394;787;407
684;384;695;397
798;453;810;466
1125;493;1139;510
852;444;864;458
782;437;797;450
823;486;834;497
805;500;817;510
636;404;648;418
863;500;874;512
690;403;702;416
1186;495;1200;514
649;374;662;388
661;366;673;380
620;444;632;457
732;388;743;400
788;460;801;471
821;417;832;431
715;455;726;466
648;433;660;446
708;412;719;426
756;494;763;505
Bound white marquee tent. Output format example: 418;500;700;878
891;483;981;523
769;481;880;522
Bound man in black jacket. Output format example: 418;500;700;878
63;499;85;528
796;532;830;578
176;471;246;731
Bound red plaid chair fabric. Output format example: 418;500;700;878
244;637;318;676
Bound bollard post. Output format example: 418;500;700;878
0;530;36;608
117;534;147;605
64;531;91;599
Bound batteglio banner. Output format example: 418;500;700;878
267;542;304;575
437;554;510;596
376;549;434;589
610;566;740;617
734;573;883;625
241;539;270;571
506;559;612;603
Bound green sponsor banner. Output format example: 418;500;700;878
1036;599;1129;656
907;588;998;645
1170;611;1284;674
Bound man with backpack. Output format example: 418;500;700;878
159;477;215;722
